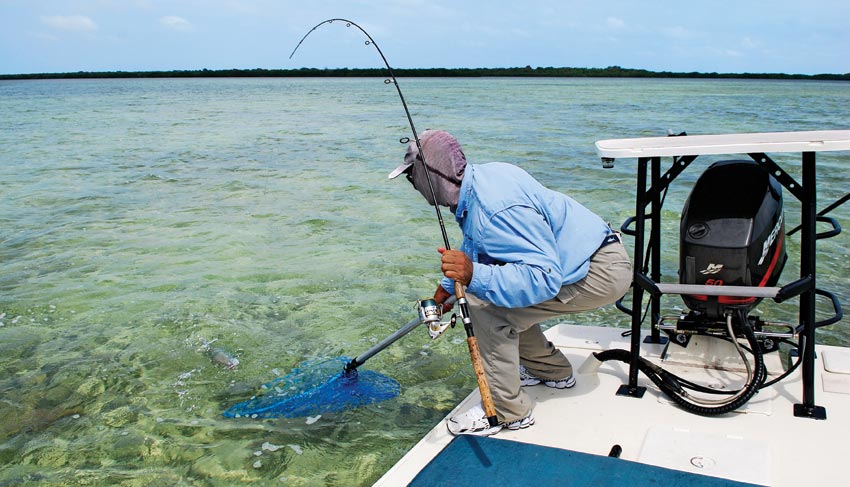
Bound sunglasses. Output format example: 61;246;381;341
404;164;415;184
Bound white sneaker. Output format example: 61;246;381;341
504;410;535;430
519;364;576;389
446;404;502;436
446;405;535;436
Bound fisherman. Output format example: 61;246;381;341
389;130;632;436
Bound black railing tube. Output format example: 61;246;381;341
649;156;662;344
795;151;826;419
620;157;649;397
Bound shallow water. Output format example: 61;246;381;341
1;77;848;486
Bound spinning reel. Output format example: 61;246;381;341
416;298;456;339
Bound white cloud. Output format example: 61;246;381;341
30;31;60;42
663;26;692;39
741;36;759;49
41;15;97;32
160;15;194;32
606;17;625;29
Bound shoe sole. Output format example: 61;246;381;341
544;376;577;389
447;422;504;437
447;416;534;436
505;416;535;431
521;376;576;389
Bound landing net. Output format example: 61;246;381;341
222;356;400;419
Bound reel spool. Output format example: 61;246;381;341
417;299;455;339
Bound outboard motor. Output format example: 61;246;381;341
597;160;795;416
679;160;787;320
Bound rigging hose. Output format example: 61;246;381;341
595;310;766;416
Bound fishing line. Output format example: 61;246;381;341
289;19;499;427
289;18;451;251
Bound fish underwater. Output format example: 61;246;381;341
199;339;240;370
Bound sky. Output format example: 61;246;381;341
1;0;848;76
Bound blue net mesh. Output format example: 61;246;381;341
222;356;400;419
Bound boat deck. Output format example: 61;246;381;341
378;130;850;486
375;324;850;487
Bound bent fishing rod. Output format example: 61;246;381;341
290;18;498;427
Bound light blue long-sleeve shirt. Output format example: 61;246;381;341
441;162;611;308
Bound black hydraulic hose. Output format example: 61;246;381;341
595;319;767;416
594;348;686;396
761;337;804;388
710;335;802;390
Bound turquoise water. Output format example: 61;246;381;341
1;77;848;486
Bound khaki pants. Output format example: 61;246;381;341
466;240;632;422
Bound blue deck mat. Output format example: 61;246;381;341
408;435;765;487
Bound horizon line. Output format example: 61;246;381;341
2;66;849;81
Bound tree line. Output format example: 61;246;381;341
2;66;848;81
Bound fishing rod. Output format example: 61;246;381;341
290;19;451;252
290;18;498;427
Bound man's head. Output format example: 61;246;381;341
388;130;466;211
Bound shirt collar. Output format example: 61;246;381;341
453;164;474;221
